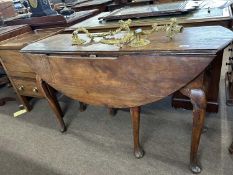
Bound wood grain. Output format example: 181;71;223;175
22;26;233;54
24;53;214;108
63;6;233;113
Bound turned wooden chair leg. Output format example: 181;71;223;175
181;89;206;174
130;106;144;158
229;141;233;154
79;102;87;112
36;76;66;132
108;108;118;116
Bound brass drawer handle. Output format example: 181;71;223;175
33;87;39;93
18;85;24;91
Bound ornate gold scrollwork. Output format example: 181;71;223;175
72;18;183;48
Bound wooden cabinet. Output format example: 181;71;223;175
0;27;62;111
0;26;65;132
0;25;31;106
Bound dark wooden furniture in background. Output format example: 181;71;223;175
108;0;155;11
65;6;233;113
101;1;197;21
72;0;113;12
4;10;99;29
0;25;33;106
66;6;233;32
0;27;66;131
22;26;233;173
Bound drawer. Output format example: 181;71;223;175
11;78;43;98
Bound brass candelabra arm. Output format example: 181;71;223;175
72;18;183;47
165;18;183;40
72;19;133;45
142;18;183;40
100;32;135;46
72;27;94;45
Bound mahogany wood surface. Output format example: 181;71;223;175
179;72;207;173
4;10;99;29
172;50;224;112
65;6;233;113
23;53;213;107
23;26;233;54
21;26;233;173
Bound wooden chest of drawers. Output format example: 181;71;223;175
0;25;31;106
0;27;62;111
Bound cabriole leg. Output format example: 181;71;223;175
130;106;144;158
36;76;66;133
181;89;206;174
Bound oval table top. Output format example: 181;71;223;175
21;26;233;108
22;26;233;55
